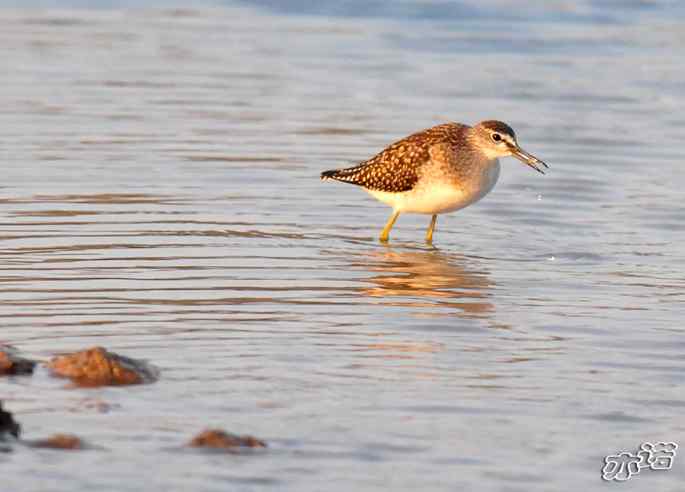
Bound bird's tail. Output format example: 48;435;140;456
320;166;363;183
320;169;339;181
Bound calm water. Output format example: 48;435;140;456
1;1;684;490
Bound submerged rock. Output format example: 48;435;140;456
0;346;36;376
46;346;158;387
189;429;266;450
0;402;20;439
28;434;83;450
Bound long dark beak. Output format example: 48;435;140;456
510;145;549;175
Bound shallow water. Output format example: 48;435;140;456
0;1;684;490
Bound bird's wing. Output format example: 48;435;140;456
427;141;459;167
321;123;466;193
321;144;426;192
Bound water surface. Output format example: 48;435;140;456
0;2;684;491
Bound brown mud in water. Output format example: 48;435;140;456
0;346;36;376
0;402;20;439
26;434;84;450
47;347;159;387
189;429;267;450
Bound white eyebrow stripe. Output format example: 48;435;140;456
502;135;516;146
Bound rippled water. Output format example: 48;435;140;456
0;1;684;490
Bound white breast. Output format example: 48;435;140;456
368;159;500;215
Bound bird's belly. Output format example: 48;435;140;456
369;185;467;214
368;160;500;215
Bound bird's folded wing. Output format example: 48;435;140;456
427;142;459;168
321;123;467;193
322;142;430;192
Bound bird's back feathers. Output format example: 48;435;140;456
320;123;468;193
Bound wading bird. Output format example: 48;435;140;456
321;120;548;243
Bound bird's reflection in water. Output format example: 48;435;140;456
355;246;494;319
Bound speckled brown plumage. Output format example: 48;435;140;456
321;123;471;193
320;118;546;243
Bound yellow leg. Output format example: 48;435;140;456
425;214;437;243
379;210;400;243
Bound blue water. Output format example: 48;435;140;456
0;1;683;491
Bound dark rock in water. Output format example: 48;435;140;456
46;346;159;387
0;346;36;376
0;402;20;439
189;429;266;450
28;434;83;450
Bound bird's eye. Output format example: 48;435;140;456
491;133;502;142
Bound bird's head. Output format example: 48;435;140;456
471;120;548;174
